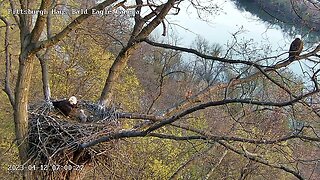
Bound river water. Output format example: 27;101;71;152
171;1;285;47
154;0;319;80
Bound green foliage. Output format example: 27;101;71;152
49;42;113;99
114;67;144;111
48;33;143;111
1;1;319;179
0;1;11;19
0;92;20;179
99;113;210;179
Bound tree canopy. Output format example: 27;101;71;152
0;0;320;179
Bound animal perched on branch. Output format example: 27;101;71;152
52;96;78;116
289;35;303;61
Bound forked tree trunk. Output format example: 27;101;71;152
98;0;176;106
14;54;35;179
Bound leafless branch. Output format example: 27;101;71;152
205;149;228;180
143;39;320;117
0;16;14;107
8;0;20;26
117;112;163;122
147;52;180;114
149;126;320;144
35;0;56;101
169;144;214;180
218;141;304;180
81;93;320;148
143;39;271;68
34;0;118;52
30;0;51;43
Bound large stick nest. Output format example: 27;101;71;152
27;101;121;177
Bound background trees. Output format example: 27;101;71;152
0;0;320;179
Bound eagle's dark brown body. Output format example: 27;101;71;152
289;38;303;61
52;99;77;116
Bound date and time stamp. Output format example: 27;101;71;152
8;164;84;171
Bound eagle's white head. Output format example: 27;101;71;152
295;35;302;39
69;96;77;105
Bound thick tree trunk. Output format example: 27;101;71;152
39;58;51;101
98;44;138;105
14;55;35;178
98;0;175;106
40;6;53;102
37;7;53;102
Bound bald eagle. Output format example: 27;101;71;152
289;35;303;61
52;96;78;116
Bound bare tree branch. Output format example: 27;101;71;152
205;149;228;180
143;39;270;67
82;95;320;148
135;0;178;40
35;0;56;101
30;0;51;43
34;0;118;52
8;0;20;26
98;0;179;105
146;93;320;134
143;39;320;117
169;144;214;180
148;133;207;141
147;52;180;114
149;127;320;144
0;16;14;107
118;112;163;121
36;54;51;101
218;141;304;180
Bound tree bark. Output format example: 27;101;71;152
0;16;15;107
14;55;35;178
98;0;176;105
7;1;119;179
39;2;54;102
39;58;51;101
